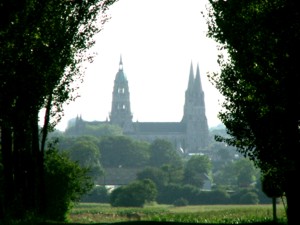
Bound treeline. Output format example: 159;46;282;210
48;125;271;207
83;182;270;207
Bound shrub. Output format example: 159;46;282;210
173;198;189;206
239;192;259;204
44;149;93;221
199;189;230;204
81;185;109;203
158;184;200;204
110;179;157;207
230;188;260;204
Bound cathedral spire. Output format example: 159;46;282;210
182;62;209;153
194;63;203;92
119;54;123;71
187;61;194;91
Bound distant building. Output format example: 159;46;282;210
71;56;209;154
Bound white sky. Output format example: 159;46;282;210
53;0;224;131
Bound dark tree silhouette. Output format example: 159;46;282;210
0;0;116;220
206;1;299;224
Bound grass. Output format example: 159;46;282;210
67;203;287;224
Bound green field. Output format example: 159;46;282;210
68;203;287;224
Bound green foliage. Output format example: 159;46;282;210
173;198;189;207
161;163;184;184
158;184;200;205
206;0;299;182
99;136;150;168
183;155;212;188
239;192;259;205
67;138;104;181
205;1;300;222
230;188;260;205
47;135;104;182
235;158;258;187
213;161;237;188
44;149;93;221
136;166;169;189
0;0;117;220
201;189;230;204
214;158;258;190
66;123;123;137
110;179;157;207
81;185;109;203
149;139;183;168
261;168;284;198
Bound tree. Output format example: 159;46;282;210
213;160;238;189
44;149;93;221
230;188;260;205
66;137;104;182
110;179;157;207
149;139;183;168
157;183;201;205
0;0;117;220
161;163;184;185
99;136;150;168
183;155;212;188
136;166;169;189
65;122;123;137
213;158;258;190
235;158;258;188
48;135;104;182
81;185;110;203
261;169;284;222
206;1;299;224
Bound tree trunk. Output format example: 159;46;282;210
272;197;277;223
0;125;14;218
285;170;298;225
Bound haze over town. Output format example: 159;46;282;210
52;0;224;132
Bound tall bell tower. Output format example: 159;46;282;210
109;55;133;132
182;62;209;153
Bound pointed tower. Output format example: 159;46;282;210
74;114;85;136
182;62;209;153
193;63;209;148
109;56;133;132
182;61;195;123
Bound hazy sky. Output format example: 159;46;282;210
53;0;224;131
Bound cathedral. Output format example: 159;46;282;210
72;56;210;154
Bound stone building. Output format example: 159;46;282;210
72;56;210;154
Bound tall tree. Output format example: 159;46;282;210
206;1;299;224
0;0;117;219
99;136;150;168
183;155;212;188
149;139;183;168
67;138;104;182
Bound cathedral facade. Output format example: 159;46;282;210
109;56;209;154
72;56;210;154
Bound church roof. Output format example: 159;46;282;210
133;122;185;133
115;70;127;82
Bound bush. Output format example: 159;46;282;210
110;179;157;207
199;189;230;204
230;188;259;204
173;198;189;206
239;192;259;204
81;185;109;203
158;184;200;204
44;149;93;221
